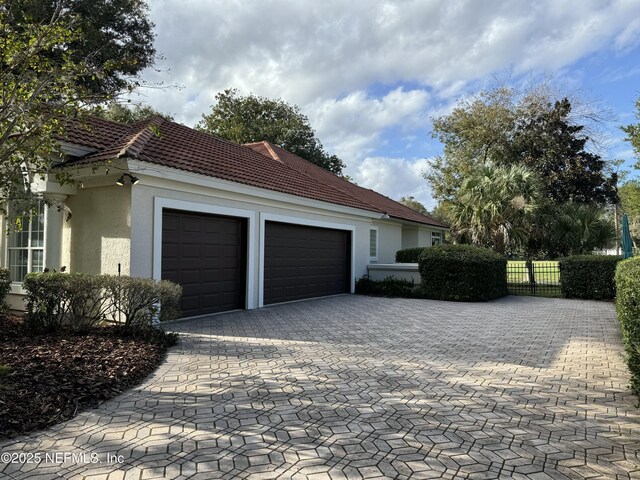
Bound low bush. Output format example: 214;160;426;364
0;268;10;313
615;257;640;399
23;273;182;333
418;245;507;301
23;272;72;332
355;276;420;298
395;247;428;263
559;255;621;300
106;276;182;331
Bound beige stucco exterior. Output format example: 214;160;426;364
1;161;446;312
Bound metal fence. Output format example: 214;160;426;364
506;260;562;297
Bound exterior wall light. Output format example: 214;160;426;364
116;173;140;186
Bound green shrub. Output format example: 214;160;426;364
615;257;640;399
395;247;428;263
355;276;420;298
0;268;10;313
23;273;182;333
418;245;507;301
559;255;621;300
105;276;182;331
23;272;72;332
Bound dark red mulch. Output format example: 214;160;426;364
0;315;176;438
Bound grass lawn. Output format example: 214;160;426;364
507;260;563;298
507;260;560;285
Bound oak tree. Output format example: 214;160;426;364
198;89;345;174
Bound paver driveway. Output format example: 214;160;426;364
1;295;639;479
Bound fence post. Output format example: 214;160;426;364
526;259;536;295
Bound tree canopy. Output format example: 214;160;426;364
0;0;156;217
88;101;173;124
6;0;156;97
426;85;617;257
427;86;616;206
622;97;640;170
398;196;428;215
197;89;345;174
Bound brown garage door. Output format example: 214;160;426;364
264;221;350;305
162;209;246;317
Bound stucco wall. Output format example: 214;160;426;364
130;180;380;309
66;185;131;276
371;221;402;264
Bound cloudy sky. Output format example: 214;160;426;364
133;0;640;209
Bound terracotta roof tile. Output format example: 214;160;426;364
245;141;446;227
61;116;132;149
60;116;446;227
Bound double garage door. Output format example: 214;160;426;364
162;210;351;317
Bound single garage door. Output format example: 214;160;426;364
264;221;351;305
162;209;246;317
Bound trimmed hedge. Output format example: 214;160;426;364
23;272;182;333
615;257;640;399
355;276;420;298
395;247;428;263
418;245;507;301
559;255;621;300
0;268;10;313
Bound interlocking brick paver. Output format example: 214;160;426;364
1;295;639;479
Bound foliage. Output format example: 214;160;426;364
618;181;640;244
427;85;616;206
544;204;616;257
88;101;173;124
8;0;156;97
106;276;182;331
615;256;640;398
448;163;541;254
355;276;420;298
197;88;345;174
395;247;428;263
23;272;73;332
418;245;507;301
559;255;620;300
22;273;182;333
399;196;429;215
428;87;516;201
510;98;616;204
0;0;155;217
621;97;640;170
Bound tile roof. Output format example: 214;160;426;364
245;141;446;227
62;116;446;227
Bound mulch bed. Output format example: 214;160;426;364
0;314;176;438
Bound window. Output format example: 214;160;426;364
369;228;378;261
7;201;46;282
431;231;442;246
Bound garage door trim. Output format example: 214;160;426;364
258;212;355;307
153;197;257;310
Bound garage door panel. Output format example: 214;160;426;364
264;222;350;305
162;209;246;317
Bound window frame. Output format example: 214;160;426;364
431;231;442;246
369;226;379;262
5;200;47;285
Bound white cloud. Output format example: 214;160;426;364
307;87;430;160
348;157;435;209
132;0;640;204
142;0;640;126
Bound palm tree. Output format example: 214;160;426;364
450;163;541;254
551;203;616;256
